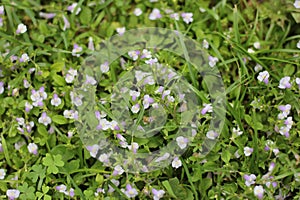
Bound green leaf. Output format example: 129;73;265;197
52;74;66;86
79;7;92;25
37;125;48;137
199;178;212;195
50;62;65;73
221;149;231;163
162;180;177;198
52;115;68;125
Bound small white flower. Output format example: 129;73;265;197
38;112;51;126
253;41;261;49
149;8;162;20
233;127;243;136
208;56;219;67
50;94;61;107
202;39;209;49
254;64;263;72
85;75;97;85
176;136;188;149
247;48;255;53
6;189;20;200
171;157;182;169
254;185;264;199
113;165;124;175
244;147;253;156
116;27;126;35
100;62;110;73
294;0;300;9
65;74;75;83
206;130;219;140
181;12;193;24
133;8;143;16
87;144;99;158
278;76;291;89
297;40;300;49
20;53;29;62
67;3;81;15
16;23;27;34
0;169;6;179
27;143;38;155
128;50;140;61
99;153;109;163
257;70;269;84
131;104;140;113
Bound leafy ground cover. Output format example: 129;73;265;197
0;0;300;199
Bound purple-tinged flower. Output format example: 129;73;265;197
85;75;97;85
72;44;82;57
0;169;6;179
67;3;81;15
38;112;51;126
273;148;279;156
161;90;170;99
133;8;143;16
25;102;33;112
69;188;75;197
254;185;264;199
62;15;70;31
0;81;4;94
0;6;4;15
131;104;140;113
116;27;126;36
39;12;56;19
6;189;20;200
208;55;219;67
149;8;162;20
155;86;164;94
19;53;29;62
247;48;255;54
16;117;25;126
23;79;30;88
143;95;154;109
181;12;193;24
206;130;219;140
97;118;111;130
171;157;182;169
86;144;100;158
95;188;105;196
152;188;165;200
98;153;110;164
110;120;120;130
145;57;158;65
88;37;94;51
122;184;138;198
294;0;300;8
128;50;140;61
56;184;68;195
257;70;269;84
141;49;152;59
51;94;62;107
284;117;293;128
108;179;120;193
279;126;290;138
48;125;55;134
244;174;256;186
27;143;38;155
170;13;180;20
269;162;275;172
100;61;109;73
201;103;213;115
128;142;139;153
0;142;2;152
278;104;291;119
16;23;27;34
176;136;188;149
244;147;253;156
129;90;140;101
113;165;124;175
26;121;34;133
278;76;291;89
0;17;3;27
